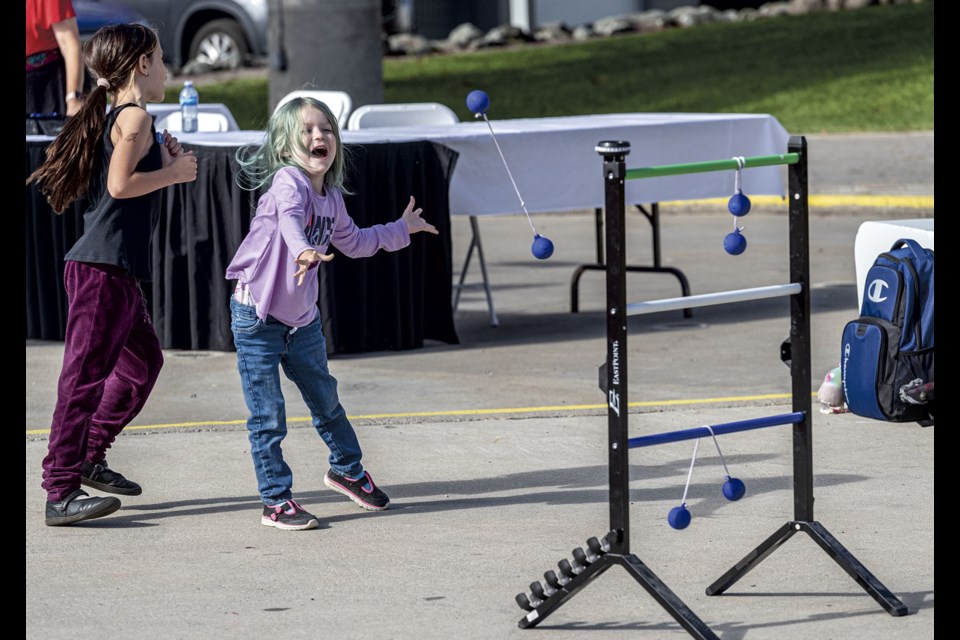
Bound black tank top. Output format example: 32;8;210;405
64;103;163;280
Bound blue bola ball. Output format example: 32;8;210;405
723;229;747;256
668;504;692;530
722;477;746;501
466;89;490;115
728;191;751;217
532;234;554;260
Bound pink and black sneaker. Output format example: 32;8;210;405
323;470;390;511
261;499;319;530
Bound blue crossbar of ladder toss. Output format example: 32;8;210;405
627;412;804;449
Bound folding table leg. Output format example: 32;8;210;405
452;215;499;327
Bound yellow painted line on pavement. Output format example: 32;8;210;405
26;392;810;436
660;194;934;209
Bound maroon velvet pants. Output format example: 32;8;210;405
41;261;164;501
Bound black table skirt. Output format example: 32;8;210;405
25;139;460;354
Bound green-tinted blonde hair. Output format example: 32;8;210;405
235;97;351;194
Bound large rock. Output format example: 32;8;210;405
386;33;435;57
447;22;484;50
533;22;572;43
668;5;722;28
592;16;635;37
482;24;535;48
571;25;595;41
627;10;667;33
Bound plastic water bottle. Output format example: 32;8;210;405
179;80;199;133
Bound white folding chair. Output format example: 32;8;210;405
274;90;353;127
154;111;233;133
347;102;498;326
346;102;459;130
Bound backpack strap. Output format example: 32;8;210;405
890;237;930;261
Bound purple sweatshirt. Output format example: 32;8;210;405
225;166;411;327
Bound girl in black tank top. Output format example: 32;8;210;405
64;103;163;280
26;24;197;526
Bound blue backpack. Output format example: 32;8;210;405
841;238;934;423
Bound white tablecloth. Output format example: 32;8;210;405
340;112;791;216
31;112;790;217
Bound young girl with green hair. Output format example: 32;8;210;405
226;97;437;530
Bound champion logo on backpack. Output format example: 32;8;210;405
866;279;890;303
841;238;934;424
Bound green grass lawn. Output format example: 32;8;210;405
169;1;933;133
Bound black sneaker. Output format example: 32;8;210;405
323;470;390;511
81;460;142;496
45;489;121;526
261;499;319;531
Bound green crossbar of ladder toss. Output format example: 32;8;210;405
626;152;800;181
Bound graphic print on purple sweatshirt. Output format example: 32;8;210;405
307;209;333;248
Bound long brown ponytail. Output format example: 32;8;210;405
26;23;159;214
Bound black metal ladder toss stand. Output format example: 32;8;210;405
513;136;908;637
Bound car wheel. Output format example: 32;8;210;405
188;18;249;70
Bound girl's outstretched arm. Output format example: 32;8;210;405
330;194;427;258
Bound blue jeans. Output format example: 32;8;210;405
230;297;364;505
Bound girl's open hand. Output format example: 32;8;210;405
401;196;438;235
294;249;334;286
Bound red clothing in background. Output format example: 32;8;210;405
26;0;76;56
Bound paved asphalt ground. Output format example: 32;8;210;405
26;132;934;640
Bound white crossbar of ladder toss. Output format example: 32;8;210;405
626;283;802;316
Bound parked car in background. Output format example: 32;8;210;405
78;0;269;73
74;0;150;40
76;1;415;75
